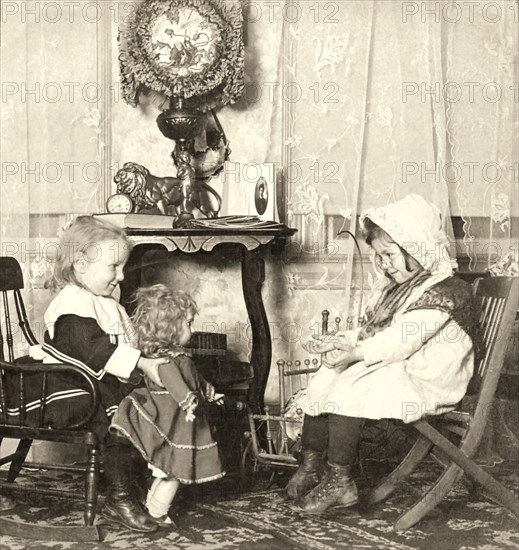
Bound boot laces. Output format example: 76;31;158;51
316;471;342;496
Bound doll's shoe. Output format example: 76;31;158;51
149;513;178;529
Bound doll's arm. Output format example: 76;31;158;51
184;398;197;422
197;375;224;402
203;382;225;404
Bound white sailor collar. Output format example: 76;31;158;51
44;284;136;345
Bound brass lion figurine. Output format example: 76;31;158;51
114;162;184;216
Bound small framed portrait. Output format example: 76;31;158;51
216;162;278;221
246;163;277;221
254;176;269;215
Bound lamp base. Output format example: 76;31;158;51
173;211;195;228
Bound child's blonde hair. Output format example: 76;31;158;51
132;284;198;357
47;216;132;291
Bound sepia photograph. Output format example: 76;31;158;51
0;1;518;548
254;176;268;216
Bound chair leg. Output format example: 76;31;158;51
84;447;99;526
7;439;32;482
414;420;519;522
394;462;464;531
366;435;434;505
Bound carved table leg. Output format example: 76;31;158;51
241;247;271;415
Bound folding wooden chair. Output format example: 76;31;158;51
0;257;102;541
366;276;519;530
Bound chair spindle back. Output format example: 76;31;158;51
470;276;518;405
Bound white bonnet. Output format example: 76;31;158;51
360;194;457;274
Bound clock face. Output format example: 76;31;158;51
106;193;133;214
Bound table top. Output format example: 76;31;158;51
124;222;296;253
126;224;296;237
95;213;296;252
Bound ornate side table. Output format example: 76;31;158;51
119;224;296;415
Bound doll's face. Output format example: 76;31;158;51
74;239;130;296
177;310;195;347
371;237;421;284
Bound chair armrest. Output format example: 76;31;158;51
0;359;101;430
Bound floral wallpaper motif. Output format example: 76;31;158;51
287;181;329;228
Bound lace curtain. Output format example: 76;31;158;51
274;0;517;308
0;1;113;352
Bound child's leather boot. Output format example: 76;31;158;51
283;449;325;500
102;482;158;532
301;462;358;514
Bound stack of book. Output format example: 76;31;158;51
187;332;227;356
187;215;281;229
186;332;253;392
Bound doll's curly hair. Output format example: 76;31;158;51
131;284;198;357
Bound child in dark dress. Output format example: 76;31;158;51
110;284;225;525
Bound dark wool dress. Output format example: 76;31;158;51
4;315;139;437
110;354;225;484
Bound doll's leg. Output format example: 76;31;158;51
284;414;329;500
146;477;180;525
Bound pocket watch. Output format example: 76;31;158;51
106;193;133;214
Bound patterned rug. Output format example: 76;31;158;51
1;464;518;549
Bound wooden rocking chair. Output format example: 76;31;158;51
366;276;519;530
0;257;102;541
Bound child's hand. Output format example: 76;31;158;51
321;345;363;369
137;356;169;387
302;335;334;354
329;332;355;351
302;332;352;354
